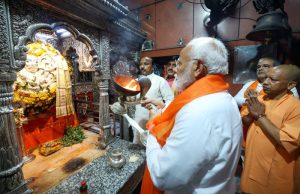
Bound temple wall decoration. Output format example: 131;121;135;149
0;0;145;193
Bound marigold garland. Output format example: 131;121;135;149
13;41;70;115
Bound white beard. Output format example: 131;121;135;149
175;67;195;91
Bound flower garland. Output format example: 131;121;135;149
13;41;71;115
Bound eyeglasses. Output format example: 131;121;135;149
175;58;200;67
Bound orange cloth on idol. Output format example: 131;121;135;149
140;75;229;194
240;93;300;194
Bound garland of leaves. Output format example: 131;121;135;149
61;126;86;147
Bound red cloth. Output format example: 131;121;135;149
22;107;78;152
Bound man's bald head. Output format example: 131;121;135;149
273;64;300;82
263;64;300;99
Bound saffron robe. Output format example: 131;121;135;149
241;93;300;194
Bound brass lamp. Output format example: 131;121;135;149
113;75;141;97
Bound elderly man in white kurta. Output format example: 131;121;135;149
140;37;242;194
133;57;174;144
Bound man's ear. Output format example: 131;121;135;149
287;81;297;90
193;60;207;79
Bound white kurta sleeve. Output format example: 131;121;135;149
234;81;253;107
159;78;174;104
146;106;221;191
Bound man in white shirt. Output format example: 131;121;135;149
133;57;174;144
140;37;242;194
234;57;299;107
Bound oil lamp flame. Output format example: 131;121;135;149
113;75;141;96
124;79;138;91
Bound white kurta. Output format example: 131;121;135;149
146;92;243;194
133;73;174;144
234;80;299;107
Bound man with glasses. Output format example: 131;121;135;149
234;57;299;107
140;37;242;194
234;57;299;147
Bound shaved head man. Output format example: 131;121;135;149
234;58;299;107
241;65;300;194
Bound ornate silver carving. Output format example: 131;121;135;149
14;22;100;72
2;4;103;192
0;1;31;193
98;78;113;149
0;80;14;114
0;162;23;178
98;79;110;127
0;0;143;192
74;85;94;95
99;32;110;78
99;0;129;17
0;0;12;72
0;81;31;194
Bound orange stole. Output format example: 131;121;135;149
140;75;229;194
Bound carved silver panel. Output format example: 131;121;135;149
100;32;111;79
0;0;11;72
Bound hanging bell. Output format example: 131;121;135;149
246;11;291;43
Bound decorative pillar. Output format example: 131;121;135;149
0;1;31;193
98;78;113;148
98;79;110;128
97;32;114;148
0;76;31;194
